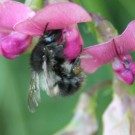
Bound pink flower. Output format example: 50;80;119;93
112;55;135;84
14;2;91;35
62;25;84;60
0;1;91;60
0;1;35;59
0;32;32;59
14;1;92;60
81;21;135;84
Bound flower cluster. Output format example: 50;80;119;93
0;1;91;60
0;0;135;85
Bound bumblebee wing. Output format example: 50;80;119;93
28;71;40;112
41;60;61;96
39;60;50;95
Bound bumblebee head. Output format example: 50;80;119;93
42;30;62;44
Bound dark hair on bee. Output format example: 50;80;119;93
28;23;85;112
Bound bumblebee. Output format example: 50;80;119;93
28;28;84;112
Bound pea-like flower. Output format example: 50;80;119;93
81;21;135;84
2;1;134;85
0;1;35;59
14;1;92;60
0;1;91;60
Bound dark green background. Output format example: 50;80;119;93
0;0;135;135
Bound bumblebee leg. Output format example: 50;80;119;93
73;57;80;66
60;38;66;47
52;44;66;62
42;46;52;56
58;30;66;47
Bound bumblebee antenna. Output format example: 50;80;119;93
43;22;49;34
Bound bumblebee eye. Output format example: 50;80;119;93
44;31;53;37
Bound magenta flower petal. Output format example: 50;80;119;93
81;40;117;73
0;33;9;54
130;63;135;75
63;25;83;60
81;20;135;73
0;1;35;32
0;32;32;59
112;55;134;84
14;2;92;36
114;20;135;55
116;70;134;85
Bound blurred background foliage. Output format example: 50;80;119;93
0;0;135;135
